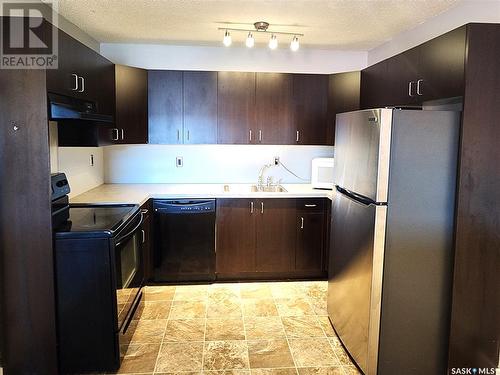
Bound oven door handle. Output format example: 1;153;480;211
115;212;144;247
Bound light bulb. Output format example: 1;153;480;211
290;36;299;51
223;30;232;47
269;34;278;50
246;32;255;48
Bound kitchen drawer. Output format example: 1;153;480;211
296;198;325;212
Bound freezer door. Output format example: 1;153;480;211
333;109;392;203
327;191;387;375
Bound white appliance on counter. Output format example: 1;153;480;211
311;157;334;189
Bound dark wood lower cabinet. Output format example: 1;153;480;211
255;199;296;273
216;199;256;275
295;200;326;275
215;198;328;280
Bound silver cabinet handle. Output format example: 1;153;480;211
187;130;190;141
260;201;264;214
78;76;85;92
177;129;180;141
296;130;300;142
249;130;252;142
250;201;254;214
71;73;78;91
408;81;414;97
141;229;145;244
111;128;119;141
300;217;304;229
259;130;262;142
416;79;423;96
120;129;124;140
305;204;317;207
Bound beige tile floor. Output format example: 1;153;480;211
113;281;360;375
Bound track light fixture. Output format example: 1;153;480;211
290;36;300;51
245;32;255;48
223;30;232;47
269;34;278;50
219;21;303;50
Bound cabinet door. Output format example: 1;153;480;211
217;72;255;144
327;71;361;145
216;199;256;274
385;48;420;106
46;28;86;98
418;26;466;101
148;70;183;144
296;200;326;273
360;60;390;109
115;65;148;144
183;71;217;144
293;74;329;145
83;48;115;117
255;199;296;273
255;73;294;144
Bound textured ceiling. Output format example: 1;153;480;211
47;0;461;50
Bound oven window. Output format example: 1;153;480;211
120;233;139;288
115;228;143;331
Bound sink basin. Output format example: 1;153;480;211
250;185;287;193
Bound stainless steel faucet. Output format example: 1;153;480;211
257;163;272;191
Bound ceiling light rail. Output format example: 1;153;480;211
218;21;303;50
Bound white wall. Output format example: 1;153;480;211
100;43;367;74
49;122;104;198
368;0;500;65
56;147;104;198
104;144;333;184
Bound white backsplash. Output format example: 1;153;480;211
104;144;334;184
49;122;105;198
57;147;104;198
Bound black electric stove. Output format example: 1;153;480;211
54;204;139;238
51;173;144;373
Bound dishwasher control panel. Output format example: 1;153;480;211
153;199;216;214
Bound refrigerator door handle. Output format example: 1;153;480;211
336;186;377;206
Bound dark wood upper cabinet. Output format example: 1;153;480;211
327;71;361;145
418;26;466;102
216;198;256;275
217;72;256;144
148;70;183;144
255;73;294;144
361;26;467;109
183;71;217;144
46;28;115;117
385;47;420;106
255;199;296;273
293;74;329;145
360;60;390;109
115;65;148;144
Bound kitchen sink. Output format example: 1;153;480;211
250;184;287;193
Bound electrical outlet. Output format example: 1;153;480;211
176;156;183;167
274;156;280;166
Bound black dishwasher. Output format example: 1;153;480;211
153;199;216;282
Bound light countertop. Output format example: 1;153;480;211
70;183;335;206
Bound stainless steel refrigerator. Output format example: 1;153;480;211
328;108;460;375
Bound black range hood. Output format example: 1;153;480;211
48;92;113;123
